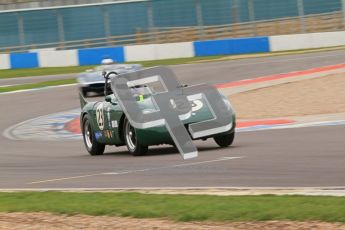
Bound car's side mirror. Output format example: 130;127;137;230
105;95;117;105
105;95;112;102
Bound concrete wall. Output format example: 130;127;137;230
0;54;10;70
125;44;156;62
38;50;78;67
3;31;345;69
125;42;194;62
270;31;345;51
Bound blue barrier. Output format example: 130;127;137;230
78;46;125;65
10;53;39;69
5;36;272;69
194;37;270;56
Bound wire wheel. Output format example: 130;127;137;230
84;119;93;149
123;117;148;156
82;114;105;156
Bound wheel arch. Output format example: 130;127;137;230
118;114;126;143
80;112;87;132
81;112;94;132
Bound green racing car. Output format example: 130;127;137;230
79;67;236;156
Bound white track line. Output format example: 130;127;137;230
177;51;345;68
0;84;17;87
0;83;77;95
237;119;345;133
222;52;345;67
2;186;345;196
29;156;244;185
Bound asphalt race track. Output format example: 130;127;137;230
0;50;345;189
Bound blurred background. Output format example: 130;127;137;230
0;0;344;52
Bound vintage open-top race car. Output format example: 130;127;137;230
79;66;236;157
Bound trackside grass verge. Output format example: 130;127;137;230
1;192;345;222
0;56;223;79
1;45;345;80
0;79;76;93
0;66;95;79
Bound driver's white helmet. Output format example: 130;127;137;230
101;58;114;65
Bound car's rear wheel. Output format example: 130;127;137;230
82;115;105;156
124;117;148;156
214;132;235;147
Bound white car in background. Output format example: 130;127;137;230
77;63;142;97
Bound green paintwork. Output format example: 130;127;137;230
80;91;236;147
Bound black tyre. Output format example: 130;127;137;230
123;117;148;156
214;132;235;147
82;114;105;156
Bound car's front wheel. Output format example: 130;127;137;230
123;117;148;156
214;132;235;147
82;115;105;156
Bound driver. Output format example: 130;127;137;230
101;55;114;65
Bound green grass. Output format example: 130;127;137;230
0;66;95;79
0;56;223;79
1;192;345;222
0;79;76;93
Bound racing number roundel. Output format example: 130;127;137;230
96;103;104;130
191;100;203;112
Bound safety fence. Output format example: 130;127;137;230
0;0;344;52
1;11;344;54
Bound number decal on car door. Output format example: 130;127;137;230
96;103;104;130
